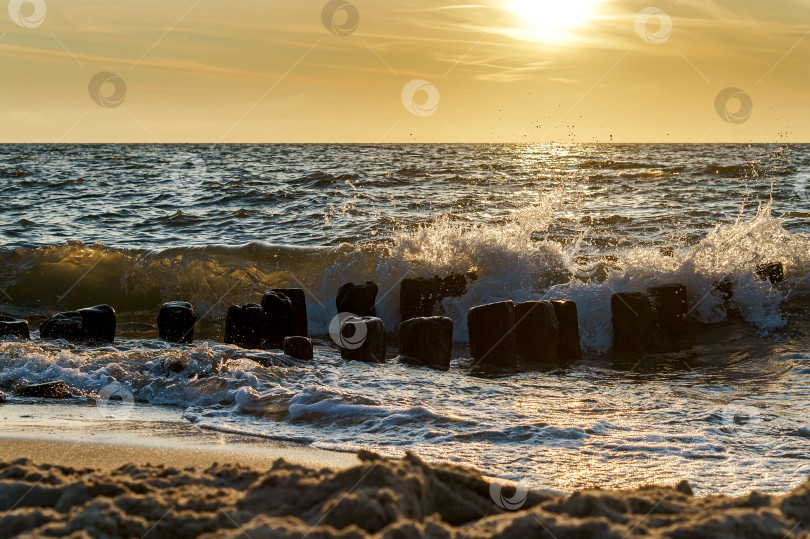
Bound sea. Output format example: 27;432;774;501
1;143;809;496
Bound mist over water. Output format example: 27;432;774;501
1;143;809;495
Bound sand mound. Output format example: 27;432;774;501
0;451;807;538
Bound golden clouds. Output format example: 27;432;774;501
0;0;807;142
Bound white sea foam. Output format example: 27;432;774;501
315;198;810;352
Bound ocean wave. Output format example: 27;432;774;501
1;199;809;351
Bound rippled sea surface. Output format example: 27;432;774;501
3;143;809;249
1;143;809;496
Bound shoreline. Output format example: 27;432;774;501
0;402;358;472
1;392;810;537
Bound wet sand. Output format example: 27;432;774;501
0;402;359;471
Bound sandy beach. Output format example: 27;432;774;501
1;442;808;538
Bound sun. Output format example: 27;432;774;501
508;0;599;40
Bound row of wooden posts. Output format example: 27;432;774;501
0;262;784;369
0;280;580;369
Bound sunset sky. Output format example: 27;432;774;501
1;0;808;143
